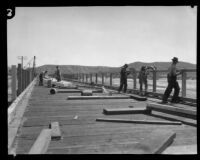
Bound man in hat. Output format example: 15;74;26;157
118;64;130;93
39;71;44;86
138;65;156;96
162;57;182;103
55;66;62;82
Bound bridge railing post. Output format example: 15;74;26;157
181;69;187;97
11;65;17;101
90;73;92;83
95;73;98;84
153;70;157;93
133;71;137;90
17;64;22;95
110;73;112;86
102;73;104;85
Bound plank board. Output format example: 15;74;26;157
147;102;196;119
67;95;131;100
49;122;62;140
103;107;151;115
162;144;197;154
128;129;176;154
28;129;51;154
96;118;182;125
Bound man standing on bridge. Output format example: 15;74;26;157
138;65;156;96
55;66;62;82
118;64;130;93
162;57;182;104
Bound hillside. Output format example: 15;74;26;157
36;61;196;79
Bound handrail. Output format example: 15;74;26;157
63;68;196;100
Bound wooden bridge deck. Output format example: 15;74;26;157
10;81;197;154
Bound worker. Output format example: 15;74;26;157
138;65;156;96
162;57;182;104
55;66;62;82
39;71;44;85
118;64;130;93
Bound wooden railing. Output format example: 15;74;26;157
63;69;196;99
9;63;36;103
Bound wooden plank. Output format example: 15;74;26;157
129;129;176;154
147;102;196;119
81;90;93;96
28;129;51;154
150;111;197;127
67;95;130;100
49;122;62;140
162;144;197;154
121;92;147;101
96;118;182;125
47;129;176;154
11;65;17;100
103;107;151;115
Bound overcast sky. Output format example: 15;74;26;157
7;6;197;67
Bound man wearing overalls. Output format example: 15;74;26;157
162;57;182;103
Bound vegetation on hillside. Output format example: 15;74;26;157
35;61;196;79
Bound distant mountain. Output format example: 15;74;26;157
36;61;196;75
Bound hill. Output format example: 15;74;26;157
36;61;196;79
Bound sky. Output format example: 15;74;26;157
7;6;197;67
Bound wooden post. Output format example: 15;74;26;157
17;64;22;95
11;65;17;101
29;69;32;84
133;71;137;89
95;73;98;84
182;70;187;97
22;69;25;91
110;73;112;86
102;73;104;85
86;74;88;83
153;70;157;92
25;70;27;88
90;74;92;83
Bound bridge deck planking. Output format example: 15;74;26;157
13;84;197;154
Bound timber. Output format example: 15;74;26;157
49;122;62;140
162;144;197;154
147;102;196;119
96;118;182;125
67;95;130;100
103;107;151;115
128;129;176;154
29;129;51;154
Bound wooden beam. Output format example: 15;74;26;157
129;129;176;154
11;65;17;101
96;118;182;125
162;144;197;154
49;122;62;140
67;95;130;100
17;64;22;95
121;93;147;101
81;90;93;96
147;102;196;119
29;129;51;154
103;107;151;115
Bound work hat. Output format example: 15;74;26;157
56;65;59;68
172;57;178;62
124;64;128;67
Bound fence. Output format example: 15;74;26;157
9;63;36;103
63;69;196;99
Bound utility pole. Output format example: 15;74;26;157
17;56;27;68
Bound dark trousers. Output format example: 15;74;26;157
56;77;61;82
118;78;127;93
39;77;43;85
162;76;180;102
139;79;148;92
